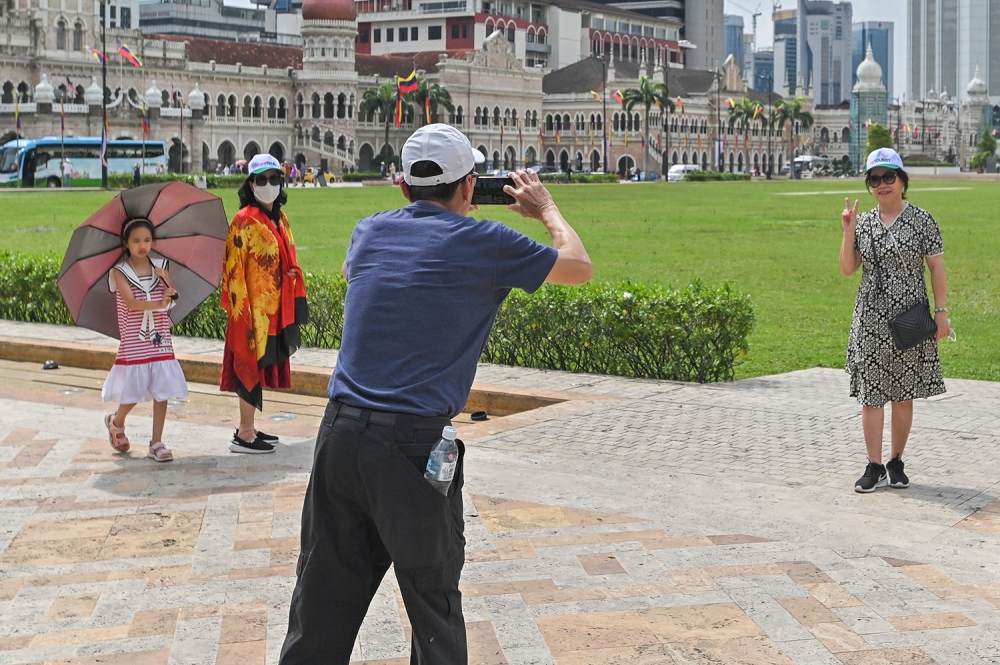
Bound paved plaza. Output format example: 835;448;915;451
0;320;999;664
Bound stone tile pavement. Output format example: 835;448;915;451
1;321;1000;664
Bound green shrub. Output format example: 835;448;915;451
0;252;753;383
108;173;246;189
684;171;751;182
343;172;386;182
538;173;620;184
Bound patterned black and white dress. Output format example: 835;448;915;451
846;203;946;407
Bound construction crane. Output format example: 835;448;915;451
726;0;763;51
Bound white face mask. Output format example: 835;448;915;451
254;183;280;205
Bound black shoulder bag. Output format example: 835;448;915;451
867;222;937;350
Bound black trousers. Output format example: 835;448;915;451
279;400;468;665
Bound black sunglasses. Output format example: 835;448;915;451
254;174;283;187
867;171;897;187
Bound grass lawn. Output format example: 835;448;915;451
2;179;998;382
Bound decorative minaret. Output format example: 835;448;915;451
850;42;888;169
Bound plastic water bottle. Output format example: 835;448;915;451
424;426;459;496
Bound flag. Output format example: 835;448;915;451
556;130;561;143
848;120;854;130
725;98;735;109
394;89;402;127
140;104;149;136
864;118;871;129
753;105;763;119
88;47;105;64
14;99;20;132
612;90;624;105
539;126;544;146
118;44;142;68
676;97;684;113
590;90;602;103
397;70;418;95
65;77;75;102
424;95;431;124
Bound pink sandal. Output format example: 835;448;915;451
105;413;130;453
147;441;173;462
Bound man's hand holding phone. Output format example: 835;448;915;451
504;170;556;221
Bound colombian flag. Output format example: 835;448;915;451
590;90;602;103
753;105;763;119
140;104;150;136
676;97;684;113
118;44;142;68
612;90;624;105
89;47;106;64
424;95;431;124
397;70;418;95
725;98;735;109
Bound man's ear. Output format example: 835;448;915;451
400;181;413;202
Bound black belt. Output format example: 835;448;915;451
329;400;451;429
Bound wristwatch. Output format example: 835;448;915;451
934;307;948;313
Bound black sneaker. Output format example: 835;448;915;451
886;456;909;488
855;462;888;493
229;433;275;454
234;428;279;443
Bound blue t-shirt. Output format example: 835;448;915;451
328;201;558;417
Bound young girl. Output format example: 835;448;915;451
102;218;189;462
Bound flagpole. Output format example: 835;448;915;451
60;98;65;179
101;0;108;189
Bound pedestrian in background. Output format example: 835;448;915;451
840;148;950;493
133;163;141;188
279;124;591;664
62;158;72;187
221;153;309;454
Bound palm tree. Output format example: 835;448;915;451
622;76;673;179
412;76;455;127
360;80;408;164
727;97;758;173
774;96;814;164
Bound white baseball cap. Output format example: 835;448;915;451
249;153;281;174
402;123;485;186
865;148;904;173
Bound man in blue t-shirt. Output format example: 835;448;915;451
279;125;591;665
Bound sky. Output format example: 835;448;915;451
724;0;907;98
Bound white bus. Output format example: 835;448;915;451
792;155;831;179
0;137;167;187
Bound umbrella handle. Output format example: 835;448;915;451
170;293;179;300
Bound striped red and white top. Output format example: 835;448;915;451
112;261;176;366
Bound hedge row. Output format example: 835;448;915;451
684;172;752;182
108;173;247;189
537;173;621;184
0;251;753;383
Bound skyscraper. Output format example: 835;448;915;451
907;0;999;104
798;0;853;104
773;8;798;96
724;14;745;74
852;21;893;97
600;0;723;70
754;48;775;92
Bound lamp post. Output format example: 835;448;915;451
100;0;108;189
766;74;773;179
714;65;723;172
593;53;608;173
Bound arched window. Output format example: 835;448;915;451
337;135;346;151
324;130;334;146
545;114;553;131
842;127;851;143
820;127;830;143
73;21;84;51
228;95;237;117
455;105;464;125
296;93;304;118
253;96;263;119
324;93;334;118
337;93;346;119
493;106;500;126
267;97;277;119
216;94;226;118
348;94;355;118
311;93;321;118
278;98;287;120
56;19;67;50
555;115;562;131
312;126;321;142
243;95;252;118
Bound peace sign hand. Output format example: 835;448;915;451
842;198;860;234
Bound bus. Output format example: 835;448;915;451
792;155;831;179
0;137;168;187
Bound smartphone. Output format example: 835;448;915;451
472;176;516;205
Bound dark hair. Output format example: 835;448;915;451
120;218;155;255
406;160;466;203
237;172;289;213
865;168;909;199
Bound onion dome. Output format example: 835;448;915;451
301;0;357;21
853;43;884;92
84;76;103;105
145;80;162;108
34;74;55;103
188;82;205;110
967;66;988;97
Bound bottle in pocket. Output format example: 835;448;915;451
424;425;459;496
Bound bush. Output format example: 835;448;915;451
483;281;754;382
684;171;751;182
108;173;246;189
538;173;620;184
0;252;754;383
343;172;386;182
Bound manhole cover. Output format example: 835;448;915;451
269;414;296;421
59;388;85;395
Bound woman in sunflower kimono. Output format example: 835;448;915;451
221;153;309;454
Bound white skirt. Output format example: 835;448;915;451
102;359;189;404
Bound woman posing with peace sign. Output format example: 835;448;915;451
840;148;950;493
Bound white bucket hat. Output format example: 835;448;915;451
402;124;485;186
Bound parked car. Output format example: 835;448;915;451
532;165;563;175
302;167;335;184
667;164;700;182
486;169;512;177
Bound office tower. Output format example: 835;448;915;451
852;21;893;97
908;0;999;104
773;8;797;96
603;0;723;70
798;0;853;104
754;48;775;91
725;14;745;74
